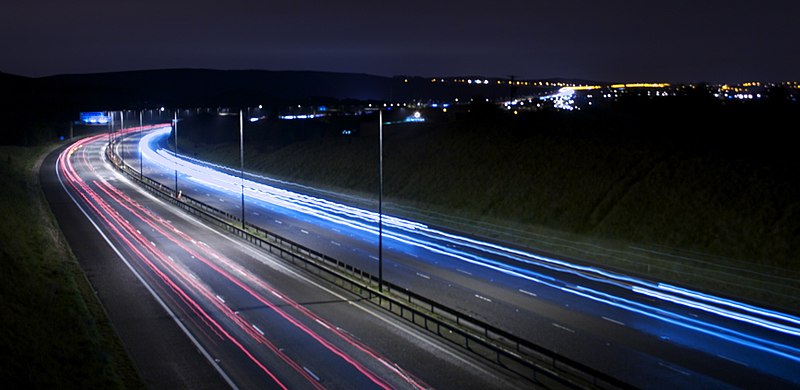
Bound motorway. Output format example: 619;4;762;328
51;130;529;389
115;123;800;389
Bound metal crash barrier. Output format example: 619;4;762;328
105;139;630;389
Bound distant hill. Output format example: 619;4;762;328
1;68;558;110
0;68;561;144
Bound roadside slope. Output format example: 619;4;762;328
0;143;141;388
39;143;229;389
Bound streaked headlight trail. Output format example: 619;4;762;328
60;131;432;389
137;124;800;383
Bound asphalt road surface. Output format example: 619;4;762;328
45;131;530;389
113;123;800;389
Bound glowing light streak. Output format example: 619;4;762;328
130;127;800;376
63;133;429;389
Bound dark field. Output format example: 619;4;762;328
176;96;800;313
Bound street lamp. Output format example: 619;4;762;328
239;109;245;229
139;110;143;181
378;110;384;292
173;111;179;198
120;111;125;168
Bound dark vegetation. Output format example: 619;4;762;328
0;69;546;146
0;145;141;388
178;95;800;311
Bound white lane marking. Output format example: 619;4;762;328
475;294;492;303
136;229;141;234
658;361;690;376
303;366;320;382
300;229;309;234
369;255;379;261
518;289;537;297
252;324;265;336
332;228;341;233
215;295;225;304
416;272;430;280
274;219;282;224
331;240;341;246
602;316;625;326
183;208;508;385
150;241;156;246
55;159;238;390
716;354;748;367
315;319;331;330
271;291;283;299
253;212;259;216
456;269;472;276
552;322;575;333
119;157;506;385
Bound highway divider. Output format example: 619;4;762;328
105;137;631;389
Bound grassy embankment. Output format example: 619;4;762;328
0;144;142;388
178;99;800;313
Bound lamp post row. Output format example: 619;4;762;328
108;107;385;292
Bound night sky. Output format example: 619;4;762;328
2;0;798;83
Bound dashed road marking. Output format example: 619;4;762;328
315;319;331;330
552;323;575;333
475;294;492;303
300;229;309;234
717;354;748;367
303;366;320;382
416;272;430;280
457;269;472;276
658;361;690;376
602;316;625;326
518;289;537;297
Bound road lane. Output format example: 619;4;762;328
55;131;527;389
123;124;800;388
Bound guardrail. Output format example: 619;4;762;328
105;138;631;389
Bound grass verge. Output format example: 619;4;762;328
174;101;800;314
0;144;142;388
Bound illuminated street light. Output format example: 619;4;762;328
173;111;179;198
139;110;143;181
378;110;384;292
239;109;245;229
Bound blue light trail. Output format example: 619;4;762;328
136;126;800;381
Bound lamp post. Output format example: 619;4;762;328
107;111;111;148
139;110;143;181
239;109;245;229
173;111;179;198
378;110;384;292
120;111;125;168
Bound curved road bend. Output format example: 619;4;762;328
43;133;528;389
127;125;800;389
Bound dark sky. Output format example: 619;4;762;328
2;0;798;83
